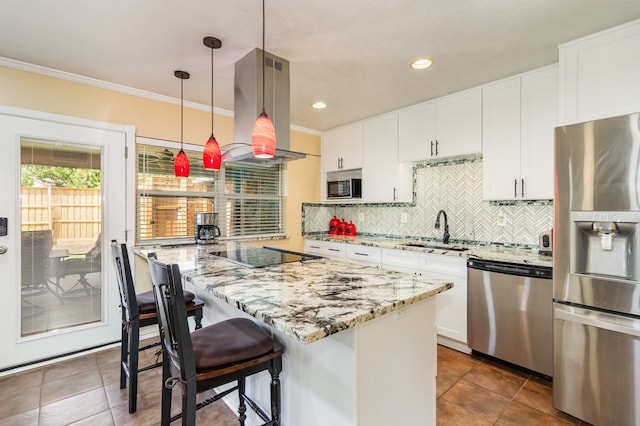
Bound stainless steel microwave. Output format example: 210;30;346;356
327;178;362;199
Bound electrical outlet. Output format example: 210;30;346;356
497;211;507;227
358;212;364;222
401;213;408;224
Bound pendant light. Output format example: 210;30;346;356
202;36;222;170
251;0;276;159
174;70;190;178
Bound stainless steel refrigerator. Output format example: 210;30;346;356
554;112;640;426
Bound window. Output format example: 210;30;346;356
136;138;285;244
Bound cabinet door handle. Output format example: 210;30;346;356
328;248;340;252
521;178;525;198
354;252;369;256
430;141;434;156
309;245;320;249
514;179;518;198
435;140;439;156
393;187;397;201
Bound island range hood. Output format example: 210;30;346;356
225;48;306;166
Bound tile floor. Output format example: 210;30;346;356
436;345;591;425
0;343;592;425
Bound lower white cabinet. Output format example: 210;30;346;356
346;244;381;266
419;253;468;352
303;239;346;260
304;240;469;352
379;248;469;352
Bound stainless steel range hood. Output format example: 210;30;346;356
227;48;306;166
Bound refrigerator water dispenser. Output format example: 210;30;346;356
570;211;640;281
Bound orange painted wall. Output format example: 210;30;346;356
0;65;320;252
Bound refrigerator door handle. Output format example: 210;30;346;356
555;304;640;338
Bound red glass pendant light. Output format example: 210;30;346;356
203;134;221;170
202;36;222;170
252;110;276;158
174;148;190;177
251;0;276;158
174;70;190;178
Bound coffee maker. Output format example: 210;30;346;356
194;212;221;244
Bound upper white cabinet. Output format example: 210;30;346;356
559;19;640;125
398;102;436;162
482;65;558;200
362;113;412;202
398;88;482;162
321;122;363;173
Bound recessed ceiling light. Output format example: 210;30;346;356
312;101;327;109
410;58;433;70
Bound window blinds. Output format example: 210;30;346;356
136;143;285;243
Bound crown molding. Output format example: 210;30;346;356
0;56;322;136
0;56;234;116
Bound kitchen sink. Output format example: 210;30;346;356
402;243;469;252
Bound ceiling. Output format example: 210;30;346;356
2;1;640;132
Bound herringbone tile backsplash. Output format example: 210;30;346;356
302;156;553;248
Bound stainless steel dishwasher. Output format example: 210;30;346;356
467;258;553;377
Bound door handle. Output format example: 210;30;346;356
521;178;525;198
0;245;7;255
430;141;434;156
435;140;439;156
514;179;518;198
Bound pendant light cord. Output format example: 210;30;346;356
261;0;266;113
180;77;184;149
210;42;214;135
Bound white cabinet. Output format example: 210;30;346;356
346;244;381;266
303;239;346;260
559;19;640;125
362;113;412;203
520;67;558;200
381;249;421;273
482;65;558;200
419;253;468;350
321;122;363;172
380;248;469;352
398;102;436;162
398;88;482;162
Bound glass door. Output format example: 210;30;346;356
20;140;104;337
0;109;132;371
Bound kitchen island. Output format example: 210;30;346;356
137;242;452;426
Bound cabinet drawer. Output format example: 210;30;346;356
304;240;346;259
346;245;381;265
381;249;421;272
419;253;467;277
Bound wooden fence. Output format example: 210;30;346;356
21;187;101;250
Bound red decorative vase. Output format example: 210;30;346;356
337;218;347;236
345;221;356;237
329;216;339;235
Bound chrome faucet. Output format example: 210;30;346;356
434;210;450;244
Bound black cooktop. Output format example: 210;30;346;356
208;245;322;268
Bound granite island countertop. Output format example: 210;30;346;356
304;235;553;268
136;243;452;345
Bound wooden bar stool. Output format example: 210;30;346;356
110;241;204;414
147;253;284;426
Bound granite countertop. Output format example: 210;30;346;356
136;243;452;345
304;235;554;268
